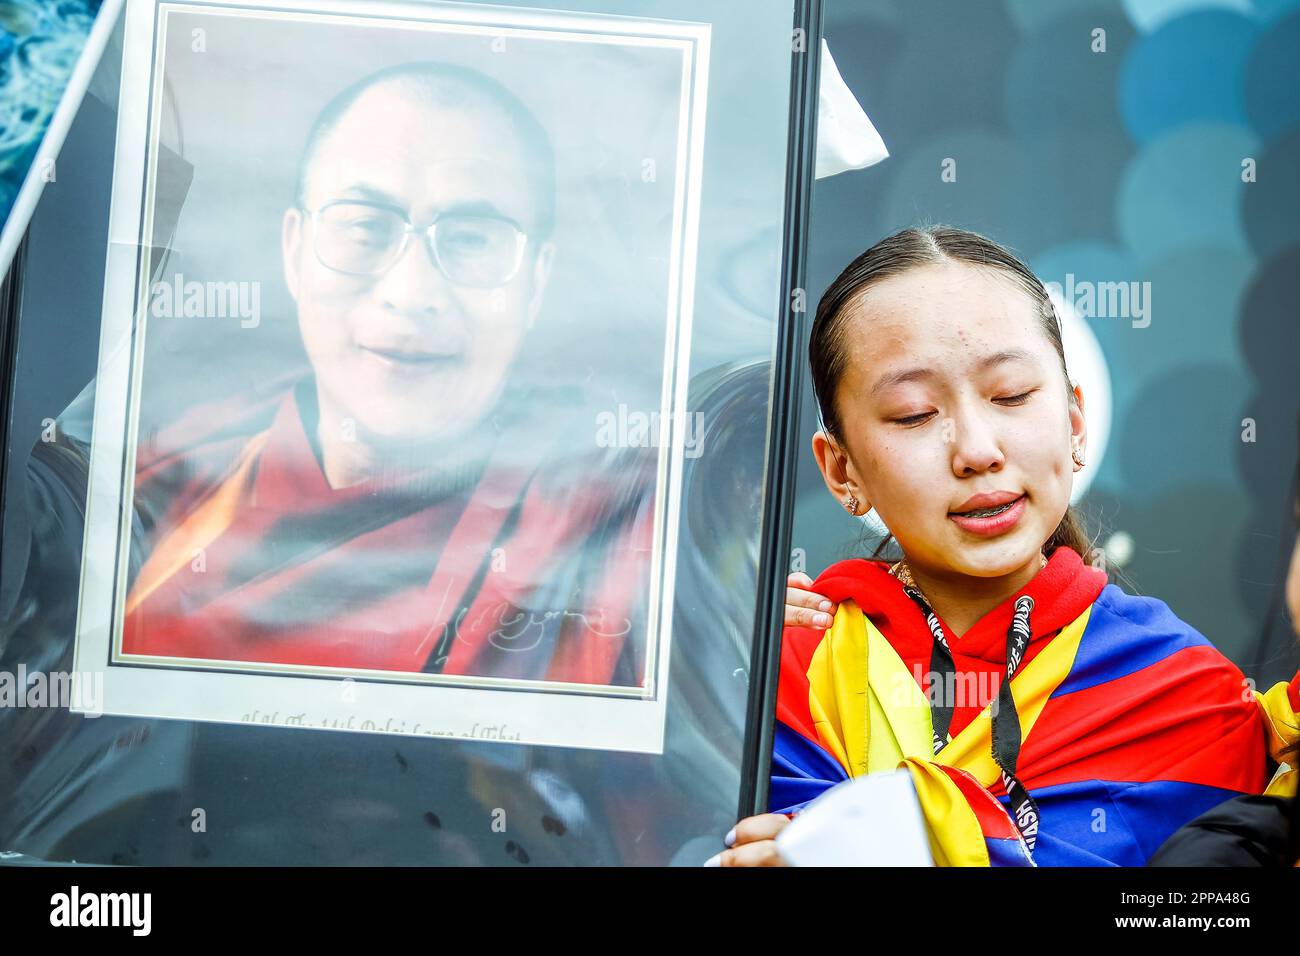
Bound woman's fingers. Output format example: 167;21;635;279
704;814;793;864
784;574;835;630
730;813;792;846
705;840;789;867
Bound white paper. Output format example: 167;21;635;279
776;769;933;866
815;38;889;180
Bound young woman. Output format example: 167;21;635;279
717;226;1272;867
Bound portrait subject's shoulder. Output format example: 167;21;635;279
136;373;296;476
521;391;658;517
133;373;300;521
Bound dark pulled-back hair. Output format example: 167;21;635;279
809;225;1092;561
293;61;557;239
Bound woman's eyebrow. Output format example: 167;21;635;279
870;348;1039;396
976;348;1038;372
870;366;934;395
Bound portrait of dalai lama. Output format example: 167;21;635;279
119;61;654;688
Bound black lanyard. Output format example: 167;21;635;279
902;586;1042;855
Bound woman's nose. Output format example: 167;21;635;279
948;410;1005;477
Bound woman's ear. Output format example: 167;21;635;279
812;429;869;515
1069;380;1088;470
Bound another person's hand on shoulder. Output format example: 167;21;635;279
785;571;834;631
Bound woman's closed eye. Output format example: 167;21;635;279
994;389;1037;407
889;389;1038;427
890;410;936;427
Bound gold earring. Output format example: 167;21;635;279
1071;443;1085;469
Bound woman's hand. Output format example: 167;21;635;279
704;814;793;867
785;571;835;630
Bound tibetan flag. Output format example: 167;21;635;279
772;547;1269;866
1256;670;1299;800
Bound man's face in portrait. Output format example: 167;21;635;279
282;76;556;449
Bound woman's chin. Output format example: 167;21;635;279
944;539;1045;579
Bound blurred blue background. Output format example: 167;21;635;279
0;0;103;236
795;0;1300;682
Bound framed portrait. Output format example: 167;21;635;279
1;0;820;865
71;0;719;752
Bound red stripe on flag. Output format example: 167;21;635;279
1019;644;1267;794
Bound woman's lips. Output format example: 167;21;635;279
948;493;1027;536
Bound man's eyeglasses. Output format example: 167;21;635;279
302;199;529;288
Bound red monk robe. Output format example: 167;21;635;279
121;376;654;685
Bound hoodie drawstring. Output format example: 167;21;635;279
902;587;1043;855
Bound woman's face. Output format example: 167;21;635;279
818;261;1086;582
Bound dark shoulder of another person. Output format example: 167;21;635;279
1147;794;1297;867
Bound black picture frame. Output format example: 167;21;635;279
0;232;28;598
738;0;823;820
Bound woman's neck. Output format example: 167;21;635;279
902;554;1045;639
